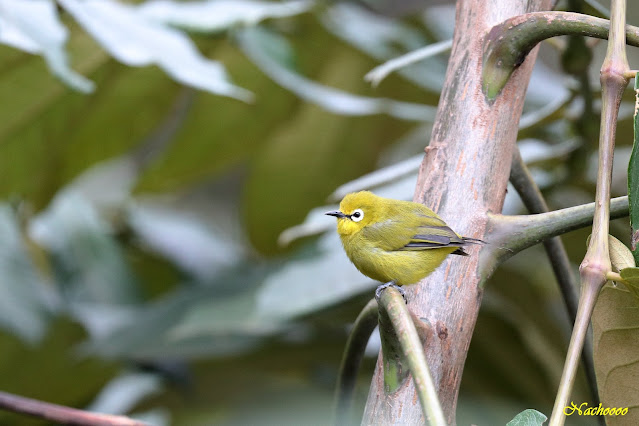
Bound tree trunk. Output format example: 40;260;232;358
362;0;554;424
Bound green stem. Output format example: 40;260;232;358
377;287;446;426
333;299;379;426
482;11;639;99
509;149;599;408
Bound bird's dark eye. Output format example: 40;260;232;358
351;209;364;222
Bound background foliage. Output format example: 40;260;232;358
0;0;636;424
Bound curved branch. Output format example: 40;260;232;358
333;299;378;426
0;391;147;426
376;287;446;426
483;12;639;99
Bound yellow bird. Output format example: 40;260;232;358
326;191;482;287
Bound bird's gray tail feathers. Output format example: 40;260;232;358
452;237;486;256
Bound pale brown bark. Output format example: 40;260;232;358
362;0;554;424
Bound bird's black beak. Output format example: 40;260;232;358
325;210;347;218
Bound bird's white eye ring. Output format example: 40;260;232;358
351;209;364;222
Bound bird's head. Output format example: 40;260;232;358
325;191;381;236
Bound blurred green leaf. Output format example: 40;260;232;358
135;45;297;193
139;0;313;33
258;233;376;319
0;204;56;343
69;302;139;346
628;72;639;265
58;0;252;101
78;288;202;359
86;371;165;417
506;409;547;426
0;62;180;207
168;292;282;341
80;263;279;359
126;201;244;280
592;284;639;425
29;192;140;304
0;0;94;92
238;27;436;121
58;156;139;216
321;3;447;92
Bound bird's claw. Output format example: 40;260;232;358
375;281;407;304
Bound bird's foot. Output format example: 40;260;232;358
375;281;407;304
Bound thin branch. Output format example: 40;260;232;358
481;196;629;282
509;148;580;316
0;391;148;426
509;148;600;409
365;40;453;87
333;299;378;426
376;287;446;426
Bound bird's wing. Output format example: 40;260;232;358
360;202;470;252
398;203;467;251
401;224;467;251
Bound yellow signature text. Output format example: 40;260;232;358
564;402;628;416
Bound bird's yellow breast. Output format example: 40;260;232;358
340;231;456;286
